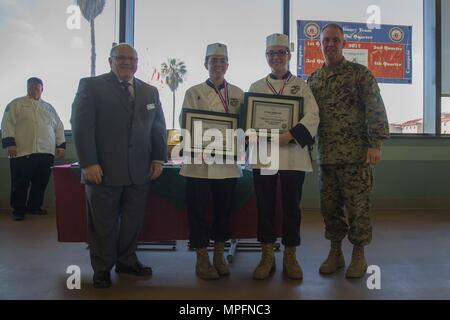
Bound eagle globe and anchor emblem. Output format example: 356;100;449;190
389;27;405;43
304;22;321;39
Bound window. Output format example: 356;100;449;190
443;97;450;135
0;0;117;129
441;0;450;135
134;0;282;129
291;0;424;134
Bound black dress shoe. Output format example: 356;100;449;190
12;211;25;221
29;209;48;215
115;261;152;277
93;271;112;289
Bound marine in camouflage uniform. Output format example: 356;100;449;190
307;23;389;278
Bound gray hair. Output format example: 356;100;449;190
110;43;138;58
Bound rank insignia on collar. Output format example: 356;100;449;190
290;85;300;94
230;98;239;107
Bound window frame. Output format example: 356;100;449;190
101;0;449;137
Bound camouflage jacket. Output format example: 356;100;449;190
308;59;390;165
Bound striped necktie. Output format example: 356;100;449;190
120;81;134;102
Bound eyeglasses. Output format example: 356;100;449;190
266;50;289;57
112;55;138;62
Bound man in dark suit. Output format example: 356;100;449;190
71;43;167;289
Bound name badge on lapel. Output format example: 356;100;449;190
146;103;156;111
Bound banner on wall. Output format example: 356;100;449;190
297;20;412;84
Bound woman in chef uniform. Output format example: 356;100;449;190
248;34;320;280
180;43;244;280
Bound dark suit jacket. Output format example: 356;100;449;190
71;72;167;186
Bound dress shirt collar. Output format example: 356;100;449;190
206;79;226;90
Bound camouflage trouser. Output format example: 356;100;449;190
319;164;373;246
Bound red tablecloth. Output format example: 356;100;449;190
53;165;283;242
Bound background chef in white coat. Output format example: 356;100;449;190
1;77;65;221
179;43;244;280
248;33;320;280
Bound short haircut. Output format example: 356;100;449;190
110;43;138;58
321;23;345;37
27;77;43;86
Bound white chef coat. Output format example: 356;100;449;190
1;96;65;157
248;73;319;172
180;80;244;179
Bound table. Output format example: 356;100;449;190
53;165;284;243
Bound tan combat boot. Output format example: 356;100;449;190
283;246;303;280
253;243;276;280
196;248;219;280
345;246;368;278
319;241;345;275
213;242;230;276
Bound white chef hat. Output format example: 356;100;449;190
205;43;228;58
266;33;289;49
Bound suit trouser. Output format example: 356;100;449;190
10;153;54;213
185;177;237;249
85;183;149;273
253;169;305;247
319;164;373;247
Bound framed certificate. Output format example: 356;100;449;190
181;108;239;157
241;93;304;135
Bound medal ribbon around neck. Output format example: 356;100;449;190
212;80;229;113
266;74;292;95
